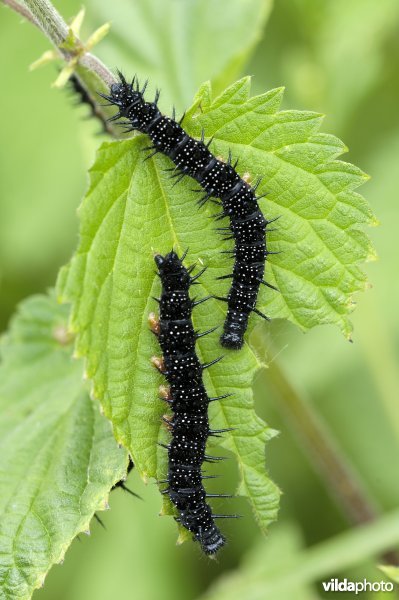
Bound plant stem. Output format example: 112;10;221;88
23;0;68;46
79;54;116;87
264;360;399;564
266;361;378;526
2;0;38;27
2;0;118;133
23;0;116;85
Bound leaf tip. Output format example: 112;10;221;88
100;498;110;511
268;427;280;440
52;325;74;346
370;215;380;227
378;564;399;583
345;327;354;342
366;247;378;262
176;533;185;546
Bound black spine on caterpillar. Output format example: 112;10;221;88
68;75;113;135
112;458;140;498
150;251;234;556
101;73;275;349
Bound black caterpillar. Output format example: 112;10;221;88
149;251;236;555
68;75;112;135
101;73;278;349
112;458;138;496
94;459;139;529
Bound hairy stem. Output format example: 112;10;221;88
2;0;39;26
23;0;68;46
2;0;118;133
79;54;116;87
23;0;116;84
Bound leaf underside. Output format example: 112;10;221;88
0;294;128;600
58;77;374;534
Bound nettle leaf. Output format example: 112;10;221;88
58;77;374;534
186;78;376;335
0;294;127;600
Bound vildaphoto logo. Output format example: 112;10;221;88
322;578;394;594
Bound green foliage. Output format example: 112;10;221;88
1;0;394;597
199;522;310;600
58;77;373;534
187;79;375;336
0;1;98;330
256;0;399;133
89;0;273;109
379;564;399;584
0;294;127;600
200;512;399;600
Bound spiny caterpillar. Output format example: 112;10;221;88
112;458;138;496
94;459;138;529
101;73;278;349
150;250;237;555
68;75;112;135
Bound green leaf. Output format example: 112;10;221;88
307;0;399;130
58;77;373;537
88;0;273;109
188;78;375;338
252;0;399;133
379;564;399;584
199;522;312;600
200;512;399;600
0;294;128;600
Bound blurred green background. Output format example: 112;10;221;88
1;0;398;598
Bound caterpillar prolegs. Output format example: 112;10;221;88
150;251;237;555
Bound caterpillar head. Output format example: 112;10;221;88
154;251;192;292
154;251;181;273
108;81;139;110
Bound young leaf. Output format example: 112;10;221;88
0;294;128;600
58;77;374;535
